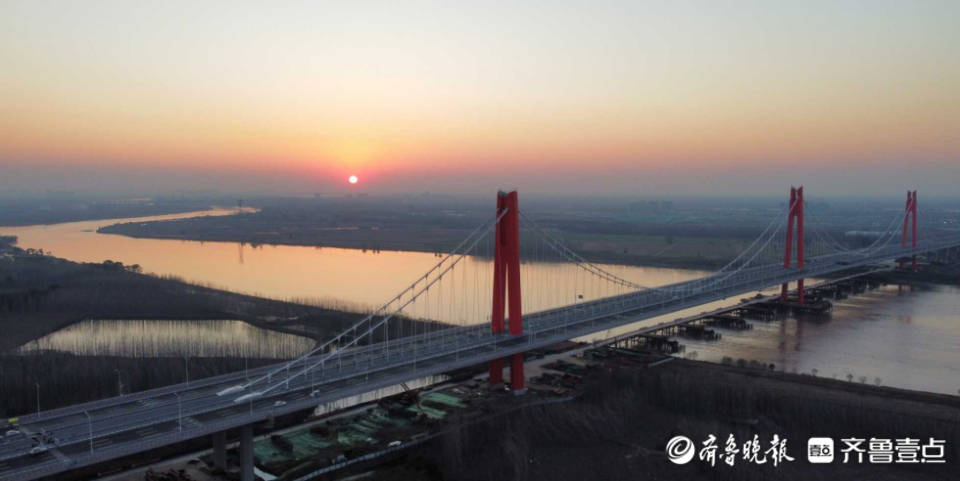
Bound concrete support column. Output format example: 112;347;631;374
212;431;227;470
240;424;254;481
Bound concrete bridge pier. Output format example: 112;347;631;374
240;424;255;481
211;431;227;471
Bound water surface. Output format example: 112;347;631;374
680;284;960;395
18;319;315;358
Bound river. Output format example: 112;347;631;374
681;283;960;395
3;209;958;395
1;209;713;318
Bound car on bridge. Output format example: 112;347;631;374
28;445;48;456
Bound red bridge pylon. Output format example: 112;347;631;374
900;190;918;271
781;186;805;303
489;190;525;392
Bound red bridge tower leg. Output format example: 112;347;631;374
489;191;525;392
488;194;506;386
913;191;918;271
900;190;918;271
781;187;805;303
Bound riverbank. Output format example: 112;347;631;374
867;262;960;285
97;216;738;271
0;198;214;227
0;244;366;355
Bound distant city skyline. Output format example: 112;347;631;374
2;1;958;196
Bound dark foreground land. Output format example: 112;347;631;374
362;358;958;481
47;350;959;481
0;354;280;419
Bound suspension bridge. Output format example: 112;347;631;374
2;188;957;481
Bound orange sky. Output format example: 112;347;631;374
1;2;958;195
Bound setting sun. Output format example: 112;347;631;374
348;175;358;185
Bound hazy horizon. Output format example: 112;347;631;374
2;1;958;197
2;161;958;200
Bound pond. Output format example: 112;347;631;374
18;319;316;359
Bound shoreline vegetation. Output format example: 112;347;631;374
96;194;947;271
96;213;758;271
0;198;215;227
100;223;729;270
0;244;365;354
0;238;369;416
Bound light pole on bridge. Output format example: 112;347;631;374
83;410;93;454
35;382;40;418
173;392;183;433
